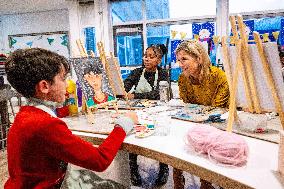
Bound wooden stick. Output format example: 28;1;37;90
76;39;88;57
253;32;284;129
97;42;117;96
237;15;261;113
221;37;233;91
86;107;96;124
227;40;242;132
229;16;254;112
97;41;107;69
221;36;238;123
229;16;238;40
96;42;120;112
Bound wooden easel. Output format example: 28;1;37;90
222;15;284;131
253;32;284;128
97;41;130;109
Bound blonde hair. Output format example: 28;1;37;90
175;40;211;82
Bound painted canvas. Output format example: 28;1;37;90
70;57;116;108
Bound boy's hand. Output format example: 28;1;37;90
124;111;138;124
114;111;138;135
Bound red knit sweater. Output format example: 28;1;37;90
5;106;126;189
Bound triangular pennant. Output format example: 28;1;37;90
10;38;17;47
194;34;199;41
213;36;220;46
272;31;280;41
180;32;187;40
26;41;33;48
60;35;68;47
171;30;178;39
47;38;55;45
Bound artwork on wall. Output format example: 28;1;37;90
192;22;215;41
8;31;69;57
70;57;116;108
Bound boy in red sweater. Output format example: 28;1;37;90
4;48;137;189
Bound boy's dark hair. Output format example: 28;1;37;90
83;63;102;76
5;48;70;98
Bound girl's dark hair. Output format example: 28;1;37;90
5;48;70;98
147;44;168;59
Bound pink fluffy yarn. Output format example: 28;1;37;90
185;125;249;166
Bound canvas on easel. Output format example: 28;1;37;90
70;57;117;109
224;40;284;112
97;42;127;98
106;53;127;96
221;15;284;132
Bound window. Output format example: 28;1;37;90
111;0;143;24
169;0;216;18
145;0;170;20
229;0;284;13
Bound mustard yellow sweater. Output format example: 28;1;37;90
178;66;229;108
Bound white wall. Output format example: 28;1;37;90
0;9;69;53
68;1;113;57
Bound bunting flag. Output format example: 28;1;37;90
10;38;17;47
61;34;68;47
262;33;270;42
171;30;178;39
26;41;33;48
212;36;220;46
9;32;69;57
180;32;187;40
194;34;199;41
272;31;280;41
47;38;55;45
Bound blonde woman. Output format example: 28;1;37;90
174;40;229;189
176;39;229;108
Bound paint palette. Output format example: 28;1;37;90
134;124;155;138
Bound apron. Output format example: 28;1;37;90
134;68;158;94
